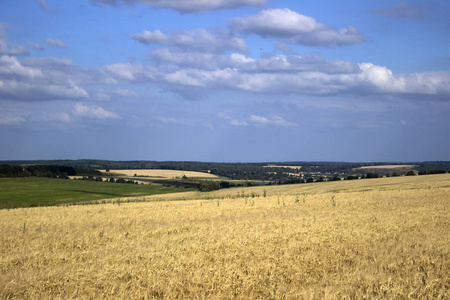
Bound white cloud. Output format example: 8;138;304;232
89;88;139;101
229;53;358;74
39;0;50;11
72;103;119;119
45;38;68;49
248;114;297;126
0;23;29;56
371;2;426;20
32;112;72;123
91;90;112;101
133;28;247;53
230;119;249;126
28;42;44;50
0;116;26;125
0;108;72;126
0;55;89;101
137;59;450;99
232;8;364;47
2;49;449;104
153;116;187;124
90;0;267;13
113;89;139;97
150;48;229;70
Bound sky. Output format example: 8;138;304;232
0;0;449;162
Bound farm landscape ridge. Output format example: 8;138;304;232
0;160;449;299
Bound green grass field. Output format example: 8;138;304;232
0;177;191;209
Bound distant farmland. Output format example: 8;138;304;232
1;174;448;298
358;164;417;169
0;177;190;209
101;169;221;179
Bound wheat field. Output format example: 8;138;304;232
1;175;449;299
101;169;220;179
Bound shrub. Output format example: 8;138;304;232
199;181;220;192
366;173;379;179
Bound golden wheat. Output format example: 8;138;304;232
1;175;449;299
100;169;220;179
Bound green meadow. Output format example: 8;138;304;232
0;177;190;209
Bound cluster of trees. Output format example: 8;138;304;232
0;164;100;178
77;176;139;184
418;170;446;175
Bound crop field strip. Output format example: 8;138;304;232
0;177;190;209
101;169;220;179
0;174;449;299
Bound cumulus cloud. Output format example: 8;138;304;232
89;0;267;13
98;54;450;100
226;114;297;127
248;115;297;126
149;48;228;70
28;42;44;50
0;23;30;56
0;55;89;101
0;116;27;125
150;50;358;74
228;53;359;74
45;38;68;48
153;116;188;125
72;103;119;119
133;28;247;53
31;112;72;123
0;108;72;126
39;0;50;11
371;2;426;20
90;88;140;101
2;50;449;104
232;8;364;47
231;119;249;126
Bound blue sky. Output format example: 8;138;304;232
0;0;449;162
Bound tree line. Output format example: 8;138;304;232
0;165;101;178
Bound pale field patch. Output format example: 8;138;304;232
264;165;302;169
100;169;220;179
358;165;417;170
1;174;449;299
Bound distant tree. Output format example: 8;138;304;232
59;172;69;179
199;181;220;192
405;171;416;176
109;177;115;183
331;176;341;181
306;178;314;183
392;172;400;177
366;173;379;179
219;181;231;188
